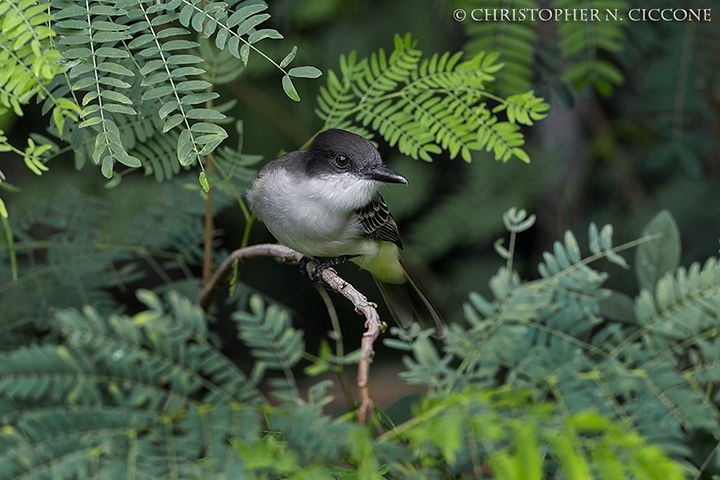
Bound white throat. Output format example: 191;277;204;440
303;172;378;212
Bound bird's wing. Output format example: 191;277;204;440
356;193;403;248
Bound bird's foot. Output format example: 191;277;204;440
298;256;315;278
300;255;356;290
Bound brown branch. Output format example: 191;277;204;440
196;243;384;424
197;243;300;311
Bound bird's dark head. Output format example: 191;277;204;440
305;129;408;185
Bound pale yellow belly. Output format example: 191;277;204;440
352;242;406;284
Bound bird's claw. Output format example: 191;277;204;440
300;255;356;291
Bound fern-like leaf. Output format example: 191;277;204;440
233;294;304;400
0;0;65;115
53;0;143;176
316;34;548;163
0;0;80;180
0;291;263;478
27;0;319;179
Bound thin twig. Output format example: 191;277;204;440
200;0;214;287
315;285;356;409
196;243;384;424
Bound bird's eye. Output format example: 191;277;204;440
334;154;349;168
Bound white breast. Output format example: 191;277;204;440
248;168;381;258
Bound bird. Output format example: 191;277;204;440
247;128;444;335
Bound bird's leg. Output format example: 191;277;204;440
300;255;357;289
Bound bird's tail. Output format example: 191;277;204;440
374;265;445;337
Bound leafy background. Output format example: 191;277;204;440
1;0;720;477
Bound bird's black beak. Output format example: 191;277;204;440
365;164;408;185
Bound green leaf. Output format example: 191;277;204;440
178;4;193;26
163;114;185;132
635;210;681;291
598;290;636;325
288;66;322;79
589;223;600;254
199;171;209;192
177;128;197;166
247;28;283;44
226;3;266;28
185;109;226;120
240;43;250;66
142;86;175;101
102;104;136;115
116;153;142;168
235;13;270;37
280;46;297;68
158;101;179;119
101;154;113;177
190;122;226;135
175;80;212;91
72;77;97;90
512;147;530;163
514;422;542;480
100;90;133;105
98;77;132;89
564;231;581;264
494;238;510;259
95;47;129;58
282;75;300;102
180;92;219;105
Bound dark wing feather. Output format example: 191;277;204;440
356;194;403;248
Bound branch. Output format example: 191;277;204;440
196;243;384;424
197;243;299;311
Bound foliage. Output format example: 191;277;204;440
0;201;710;478
0;285;686;479
0;0;318;186
316;33;549;163
0;179;242;348
387;208;720;477
0;0;79;126
0;0;78;222
48;0;318;178
0;291;259;478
